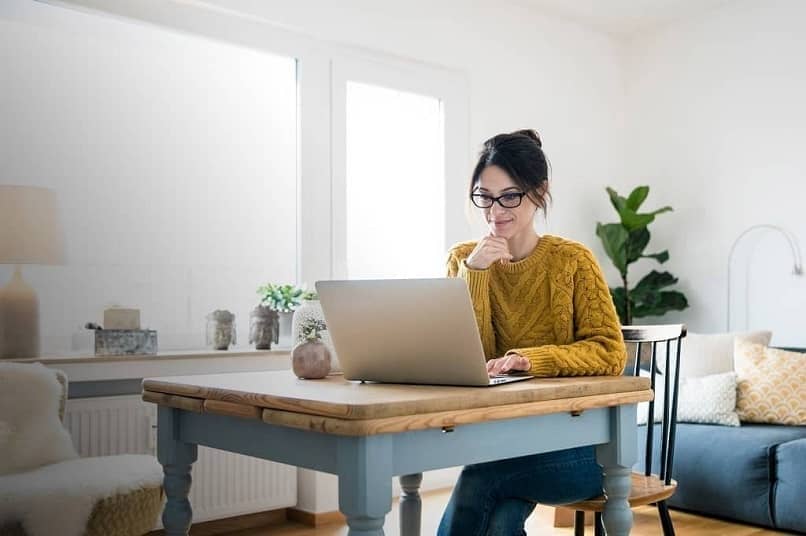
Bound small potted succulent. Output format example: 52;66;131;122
291;318;331;379
256;283;304;341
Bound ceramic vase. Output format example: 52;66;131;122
292;340;331;379
291;299;341;373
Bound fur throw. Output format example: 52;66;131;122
0;362;78;475
0;454;163;536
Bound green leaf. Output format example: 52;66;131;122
606;187;627;214
631;271;679;302
642;250;669;263
596;222;629;275
632;291;688;318
626;228;650;264
625;186;649;211
620;210;654;231
648;206;673;217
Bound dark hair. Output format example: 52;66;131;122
469;129;551;212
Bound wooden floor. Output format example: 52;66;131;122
217;488;791;535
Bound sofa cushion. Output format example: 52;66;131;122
638;423;806;528
773;437;806;532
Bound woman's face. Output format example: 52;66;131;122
473;165;538;239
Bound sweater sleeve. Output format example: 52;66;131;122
506;247;626;377
446;247;497;360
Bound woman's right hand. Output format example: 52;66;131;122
465;234;513;270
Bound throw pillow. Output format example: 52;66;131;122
656;330;772;378
677;371;740;426
637;370;741;426
0;362;78;475
734;340;806;425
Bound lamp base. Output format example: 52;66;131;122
0;266;40;359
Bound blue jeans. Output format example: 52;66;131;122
437;446;603;536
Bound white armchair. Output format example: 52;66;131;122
0;362;163;536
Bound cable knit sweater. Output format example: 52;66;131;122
446;235;626;377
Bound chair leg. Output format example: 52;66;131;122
658;500;675;536
574;510;585;536
594;512;604;536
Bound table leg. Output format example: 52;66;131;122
338;436;393;536
399;473;423;536
157;406;199;536
596;404;637;536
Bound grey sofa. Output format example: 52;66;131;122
639;347;806;533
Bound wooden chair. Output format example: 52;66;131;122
568;324;687;536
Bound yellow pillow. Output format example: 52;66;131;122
734;340;806;425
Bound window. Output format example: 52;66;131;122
344;81;445;279
332;56;469;281
0;1;298;352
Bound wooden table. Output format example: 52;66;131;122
142;371;651;536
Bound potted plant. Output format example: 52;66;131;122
256;283;304;341
595;185;688;325
291;290;341;374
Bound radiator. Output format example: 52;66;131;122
64;395;297;523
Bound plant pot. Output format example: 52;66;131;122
291;299;341;373
278;310;293;342
292;340;331;379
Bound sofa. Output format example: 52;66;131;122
639;346;806;534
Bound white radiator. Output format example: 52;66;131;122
64;395;297;524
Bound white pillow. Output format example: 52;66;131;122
656;330;772;379
0;363;78;476
677;372;741;426
637;370;740;427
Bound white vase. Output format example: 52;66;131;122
291;299;341;374
278;310;293;343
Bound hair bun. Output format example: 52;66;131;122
512;129;542;148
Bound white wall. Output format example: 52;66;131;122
624;0;806;344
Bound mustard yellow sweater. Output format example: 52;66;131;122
446;235;626;377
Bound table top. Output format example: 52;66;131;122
143;371;652;436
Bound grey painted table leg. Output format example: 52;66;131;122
597;404;637;536
399;473;423;536
338;436;393;535
157;406;199;536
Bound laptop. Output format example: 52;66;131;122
315;278;534;387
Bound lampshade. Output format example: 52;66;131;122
0;185;66;265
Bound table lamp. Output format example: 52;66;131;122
0;185;66;358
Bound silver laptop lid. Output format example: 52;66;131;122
316;278;491;386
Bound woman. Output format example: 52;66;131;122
438;129;626;536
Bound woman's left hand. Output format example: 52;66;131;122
486;353;531;376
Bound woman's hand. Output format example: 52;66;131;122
486;353;531;376
465;234;513;270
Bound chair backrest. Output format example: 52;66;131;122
621;324;687;486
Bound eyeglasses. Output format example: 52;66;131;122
470;191;526;209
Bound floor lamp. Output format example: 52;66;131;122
0;185;66;358
726;224;803;331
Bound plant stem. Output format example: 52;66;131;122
622;273;631;325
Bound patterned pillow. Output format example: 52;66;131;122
636;370;740;426
677;372;740;426
734;340;806;425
